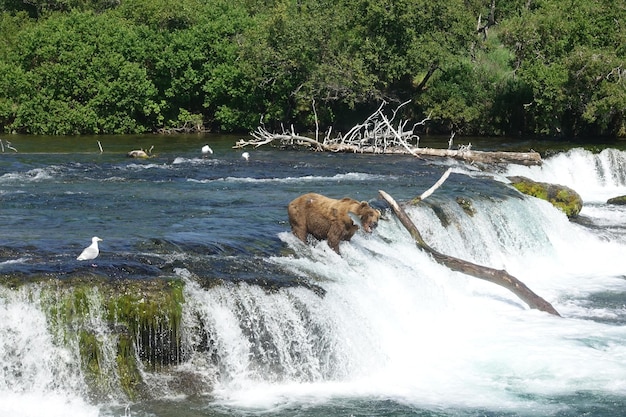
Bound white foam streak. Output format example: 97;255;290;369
188;172;389;184
126;162;167;170
0;392;99;417
0;258;29;267
172;156;226;166
0;168;55;183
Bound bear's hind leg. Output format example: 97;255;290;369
287;202;309;244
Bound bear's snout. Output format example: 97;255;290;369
362;219;378;233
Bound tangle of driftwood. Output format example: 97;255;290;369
234;101;541;166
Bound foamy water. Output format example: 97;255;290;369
1;140;626;416
505;148;626;203
181;193;626;415
0;287;99;417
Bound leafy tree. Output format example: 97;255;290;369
499;0;626;136
1;11;162;134
0;0;625;137
112;0;200;30
18;0;119;16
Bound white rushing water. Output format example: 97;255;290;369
1;148;626;416
505;147;626;203
179;200;626;411
179;163;626;414
0;287;101;417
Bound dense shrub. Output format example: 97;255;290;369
0;0;624;137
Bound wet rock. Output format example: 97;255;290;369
0;276;186;401
456;196;476;216
607;195;626;205
507;176;583;218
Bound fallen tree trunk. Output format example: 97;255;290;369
378;189;560;316
411;148;542;166
236;129;542;165
235;101;542;166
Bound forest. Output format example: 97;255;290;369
0;0;624;138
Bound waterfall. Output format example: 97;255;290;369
0;285;99;417
2;148;626;415
505;147;626;202
176;192;626;411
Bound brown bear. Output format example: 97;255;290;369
287;193;381;254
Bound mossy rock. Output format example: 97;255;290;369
455;196;476;216
507;176;583;218
1;275;186;401
607;195;626;205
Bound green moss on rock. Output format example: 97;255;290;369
508;176;583;218
455;197;476;216
2;276;186;401
117;333;143;399
79;330;104;391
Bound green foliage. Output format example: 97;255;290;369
0;11;163;134
499;0;626;137
0;0;625;137
418;34;518;135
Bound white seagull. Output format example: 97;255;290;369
242;152;250;161
77;236;102;261
201;144;213;155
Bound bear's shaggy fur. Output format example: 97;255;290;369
287;193;381;254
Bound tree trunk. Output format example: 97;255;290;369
411;148;542;166
378;190;561;316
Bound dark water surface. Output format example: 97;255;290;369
0;134;497;279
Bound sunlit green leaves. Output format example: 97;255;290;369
1;11;161;134
0;0;625;136
499;0;626;136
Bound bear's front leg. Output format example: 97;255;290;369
326;225;343;254
291;223;309;243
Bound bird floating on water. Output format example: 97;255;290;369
77;236;102;261
242;152;250;161
127;145;154;158
201;144;213;155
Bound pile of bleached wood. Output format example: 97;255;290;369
234;100;542;166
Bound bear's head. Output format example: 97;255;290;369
354;202;381;233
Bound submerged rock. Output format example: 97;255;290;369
607;195;626;205
507;176;583;218
455;196;476;216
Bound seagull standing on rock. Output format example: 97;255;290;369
77;236;102;262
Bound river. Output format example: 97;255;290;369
1;134;626;416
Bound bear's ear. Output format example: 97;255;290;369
359;201;369;208
348;211;362;228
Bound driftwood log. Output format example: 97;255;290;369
411;148;541;166
234;101;542;166
378;189;560;316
